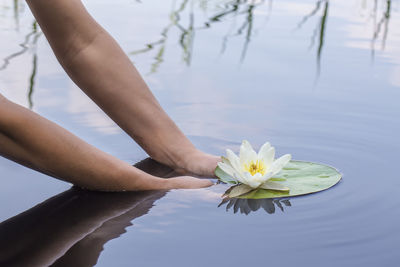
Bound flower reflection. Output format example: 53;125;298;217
218;197;291;215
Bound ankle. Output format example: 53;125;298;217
169;147;201;171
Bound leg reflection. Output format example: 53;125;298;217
0;158;173;267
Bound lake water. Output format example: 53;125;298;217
0;0;399;266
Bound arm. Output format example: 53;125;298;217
0;95;211;190
26;0;219;176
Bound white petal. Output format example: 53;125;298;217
260;181;290;191
242;172;262;188
217;162;237;178
239;140;257;166
253;172;263;179
233;173;246;184
257;142;271;157
270;154;292;175
259;172;274;183
259;147;275;167
226;149;241;172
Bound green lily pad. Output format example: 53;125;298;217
216;161;342;199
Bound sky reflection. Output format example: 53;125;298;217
0;0;397;112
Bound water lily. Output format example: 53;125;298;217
217;140;291;191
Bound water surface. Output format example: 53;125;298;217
0;0;399;266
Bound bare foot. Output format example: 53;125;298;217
173;150;221;177
135;156;215;189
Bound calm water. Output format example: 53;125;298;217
0;0;400;266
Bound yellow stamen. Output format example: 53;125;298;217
244;160;266;176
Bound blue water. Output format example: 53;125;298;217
0;0;399;266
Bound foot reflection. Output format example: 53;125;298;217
0;158;173;267
218;197;291;215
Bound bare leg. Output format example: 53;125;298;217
0;95;212;190
26;0;219;176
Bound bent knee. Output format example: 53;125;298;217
0;94;15;126
0;93;9;108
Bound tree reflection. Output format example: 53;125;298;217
218;197;291;215
130;0;333;75
27;21;40;109
0;158;174;267
204;0;268;63
316;1;328;78
296;0;393;76
371;0;392;60
131;0;192;73
0;19;41;109
0;20;40;72
13;0;21;31
130;0;266;73
0;0;396;105
295;0;329;80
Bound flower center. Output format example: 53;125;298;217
244;160;266;176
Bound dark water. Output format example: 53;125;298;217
0;0;399;266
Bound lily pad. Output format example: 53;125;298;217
216;161;342;199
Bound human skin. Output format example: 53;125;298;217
25;0;220;176
0;0;220;190
0;96;211;190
